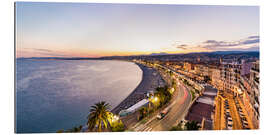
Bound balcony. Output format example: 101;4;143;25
251;68;259;73
254;77;259;84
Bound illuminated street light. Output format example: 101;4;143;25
154;97;158;102
111;114;119;123
170;88;175;94
114;115;119;121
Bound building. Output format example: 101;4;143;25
219;60;259;129
220;63;241;95
185;86;217;130
194;64;209;77
210;67;222;90
249;60;259;124
119;99;149;117
240;60;252;76
238;75;258;128
183;62;192;71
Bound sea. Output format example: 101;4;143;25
15;59;142;133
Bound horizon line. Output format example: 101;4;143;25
16;50;260;59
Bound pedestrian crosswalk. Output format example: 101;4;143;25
143;126;153;131
133;116;156;131
134;124;153;131
133;124;144;131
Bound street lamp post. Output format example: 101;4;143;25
149;96;159;110
112;115;119;123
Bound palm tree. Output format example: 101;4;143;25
87;101;112;132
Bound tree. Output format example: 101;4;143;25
204;76;211;83
87;101;112;132
111;120;125;132
171;80;177;90
185;121;200;130
170;122;183;131
155;86;171;106
138;107;148;120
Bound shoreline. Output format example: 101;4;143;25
111;62;165;114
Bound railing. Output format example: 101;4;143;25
251;68;259;73
254;77;259;84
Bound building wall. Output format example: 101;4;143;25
210;68;222;90
241;62;252;76
249;60;260;122
183;62;192;71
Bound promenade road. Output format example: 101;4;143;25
133;77;192;131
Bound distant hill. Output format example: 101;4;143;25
149;52;169;56
17;51;259;60
208;51;259;55
148;51;259;56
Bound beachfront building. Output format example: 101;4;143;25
119;99;149;117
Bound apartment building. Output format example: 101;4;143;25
249;60;260;123
220;63;241;95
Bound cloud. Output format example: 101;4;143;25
23;48;71;57
203;40;220;44
32;48;54;53
248;36;260;39
176;44;188;50
36;52;70;57
202;40;240;49
173;35;259;51
241;38;259;45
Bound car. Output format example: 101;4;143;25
157;107;170;120
156;113;165;120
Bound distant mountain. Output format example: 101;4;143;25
210;51;259;55
149;52;169;56
187;51;258;55
149;51;259;56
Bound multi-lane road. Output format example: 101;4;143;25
132;72;192;131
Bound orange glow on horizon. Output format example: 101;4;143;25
16;47;215;58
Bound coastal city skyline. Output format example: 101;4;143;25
15;2;260;133
16;2;259;58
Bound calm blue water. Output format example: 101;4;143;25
15;59;142;133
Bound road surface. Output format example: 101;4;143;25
132;75;192;131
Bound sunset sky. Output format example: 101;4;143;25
16;2;259;58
